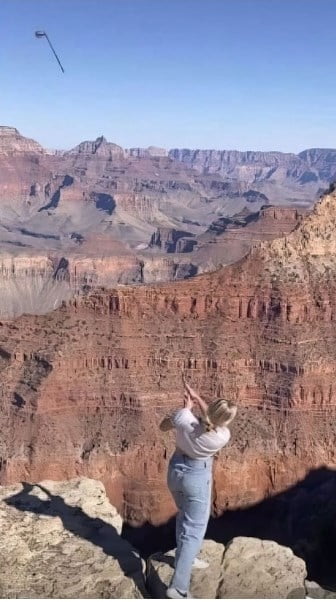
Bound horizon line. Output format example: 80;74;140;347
1;125;336;156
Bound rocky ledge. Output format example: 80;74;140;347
148;538;308;599
0;478;335;599
0;478;146;598
148;538;336;598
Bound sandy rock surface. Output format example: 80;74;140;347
147;537;307;599
0;478;146;598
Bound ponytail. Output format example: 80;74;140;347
202;398;237;431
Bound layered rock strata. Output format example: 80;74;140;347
0;191;336;529
0;125;330;263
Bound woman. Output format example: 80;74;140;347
160;382;237;599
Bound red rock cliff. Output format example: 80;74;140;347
1;190;336;525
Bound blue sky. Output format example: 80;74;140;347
1;0;336;152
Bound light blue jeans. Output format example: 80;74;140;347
167;452;213;594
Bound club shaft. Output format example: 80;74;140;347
45;34;65;73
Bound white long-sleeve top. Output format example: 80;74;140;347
171;408;230;459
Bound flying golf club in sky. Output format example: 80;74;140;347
35;31;65;73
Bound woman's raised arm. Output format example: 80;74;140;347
160;389;196;431
184;381;208;416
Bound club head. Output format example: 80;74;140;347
34;30;65;73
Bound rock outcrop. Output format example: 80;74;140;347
149;227;195;253
298;148;336;182
305;580;336;599
0;478;146;598
147;538;307;599
0;126;44;154
68;136;125;158
192;205;305;270
3;475;334;600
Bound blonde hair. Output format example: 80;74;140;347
202;398;237;432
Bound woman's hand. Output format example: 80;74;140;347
184;381;199;401
184;381;209;415
183;390;194;411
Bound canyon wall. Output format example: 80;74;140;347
169;147;336;192
0;125;331;263
0;191;336;526
0;251;200;317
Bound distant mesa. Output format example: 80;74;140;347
67;135;124;158
147;146;168;157
0;125;44;154
128;146;168;158
0;126;20;136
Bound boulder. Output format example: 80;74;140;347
219;537;307;599
147;539;224;599
147;537;307;599
305;580;336;599
0;478;146;598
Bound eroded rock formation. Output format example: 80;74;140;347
192;205;305;270
0;125;330;259
169;147;336;204
0;250;199;317
0;190;336;529
0;126;44;154
0;203;303;319
0;124;333;316
149;227;196;253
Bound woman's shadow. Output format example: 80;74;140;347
4;482;148;597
